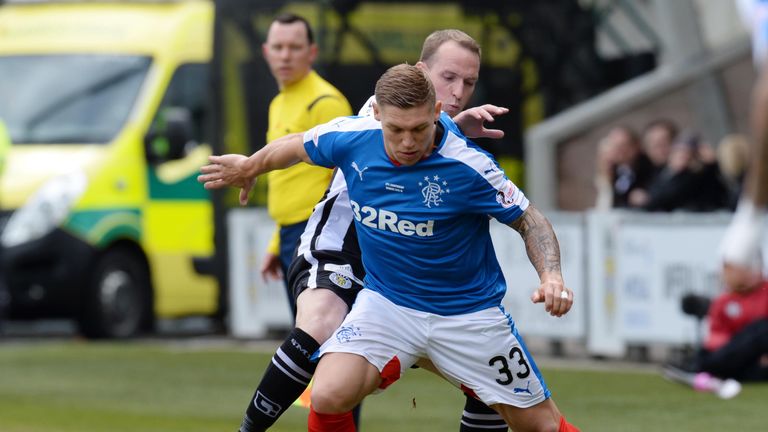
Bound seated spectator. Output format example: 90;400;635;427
627;118;678;208
696;258;768;382
641;131;732;212
594;125;654;210
717;133;751;209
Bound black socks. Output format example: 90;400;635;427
240;328;320;432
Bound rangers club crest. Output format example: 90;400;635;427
336;324;362;343
419;175;450;208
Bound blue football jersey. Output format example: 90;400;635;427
303;112;529;315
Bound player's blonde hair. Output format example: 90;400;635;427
419;29;481;64
375;64;435;110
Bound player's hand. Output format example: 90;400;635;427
261;253;283;282
531;277;573;317
198;154;256;205
453;104;509;139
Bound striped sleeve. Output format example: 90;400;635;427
438;131;529;224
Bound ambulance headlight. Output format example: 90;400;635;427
1;171;88;248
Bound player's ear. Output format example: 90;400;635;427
434;100;442;121
373;102;382;121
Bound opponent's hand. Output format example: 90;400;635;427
198;154;256;205
531;278;573;317
453;104;509;139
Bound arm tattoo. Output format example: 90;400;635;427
509;205;561;276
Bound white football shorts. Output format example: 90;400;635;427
318;289;551;407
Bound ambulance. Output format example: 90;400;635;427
0;0;221;337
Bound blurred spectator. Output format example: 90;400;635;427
641;131;732;212
594;125;654;210
687;258;768;382
627;118;678;207
717;134;751;209
641;118;677;171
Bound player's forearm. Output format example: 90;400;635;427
751;142;768;206
749;69;768;207
750;122;768;207
244;132;312;176
509;205;563;282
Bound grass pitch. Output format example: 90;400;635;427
0;340;766;431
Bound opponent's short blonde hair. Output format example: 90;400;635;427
419;29;481;64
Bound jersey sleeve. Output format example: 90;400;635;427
439;132;529;224
740;0;768;68
302;117;356;169
357;95;376;116
468;170;530;224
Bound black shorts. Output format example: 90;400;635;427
287;250;366;310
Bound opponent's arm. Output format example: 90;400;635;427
508;205;572;317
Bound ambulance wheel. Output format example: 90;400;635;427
78;248;153;339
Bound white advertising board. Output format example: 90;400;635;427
586;211;624;357
227;208;768;354
228;209;293;338
491;213;586;340
615;218;726;344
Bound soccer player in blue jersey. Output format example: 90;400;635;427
200;64;579;432
225;29;510;432
721;0;768;290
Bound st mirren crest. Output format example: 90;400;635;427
419;174;450;208
329;272;353;289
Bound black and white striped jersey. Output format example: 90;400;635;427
289;167;366;294
288;97;377;293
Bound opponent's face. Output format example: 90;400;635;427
374;101;442;166
419;41;480;117
262;21;317;88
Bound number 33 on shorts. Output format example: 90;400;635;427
489;346;531;386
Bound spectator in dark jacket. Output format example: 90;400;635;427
642;131;732;212
594;125;654;210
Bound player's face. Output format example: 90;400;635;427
262;21;317;88
374;101;442;166
420;41;480;117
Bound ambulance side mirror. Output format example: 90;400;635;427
145;107;194;163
